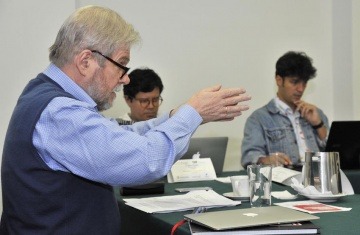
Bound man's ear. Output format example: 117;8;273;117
275;75;283;87
76;50;94;77
124;96;132;105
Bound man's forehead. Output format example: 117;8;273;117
285;76;299;80
136;90;160;98
285;76;307;82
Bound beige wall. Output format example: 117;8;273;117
1;0;359;213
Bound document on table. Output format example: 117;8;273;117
215;168;301;185
215;176;231;183
123;189;241;213
275;200;352;214
271;166;302;186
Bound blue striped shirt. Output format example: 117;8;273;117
33;64;202;186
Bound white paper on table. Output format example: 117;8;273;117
275;200;351;214
271;190;297;200
167;158;217;183
339;169;355;194
290;169;355;196
290;177;331;195
123;189;241;213
216;168;300;185
271;166;302;186
215;176;231;183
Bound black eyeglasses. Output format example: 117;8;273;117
133;96;163;108
91;50;130;78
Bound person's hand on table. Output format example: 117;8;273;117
258;152;292;167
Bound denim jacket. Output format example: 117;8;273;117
241;99;329;168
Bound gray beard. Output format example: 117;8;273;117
89;86;122;111
99;102;112;111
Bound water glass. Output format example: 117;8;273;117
247;164;272;207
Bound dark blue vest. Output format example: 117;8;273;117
1;74;120;234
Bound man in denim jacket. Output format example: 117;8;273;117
241;51;329;168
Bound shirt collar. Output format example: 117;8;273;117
274;97;300;118
43;63;97;108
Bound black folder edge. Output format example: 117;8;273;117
120;179;165;196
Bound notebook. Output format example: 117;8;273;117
181;137;228;175
184;206;319;231
325;121;360;169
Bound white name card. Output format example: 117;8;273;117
167;158;217;183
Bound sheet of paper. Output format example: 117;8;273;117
271;167;302;185
275;200;352;214
167;158;217;183
215;176;231;183
123;189;241;213
271;190;297;200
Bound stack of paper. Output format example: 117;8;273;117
123;190;241;213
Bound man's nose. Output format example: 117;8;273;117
147;101;155;108
119;74;130;85
296;83;306;92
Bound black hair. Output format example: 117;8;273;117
275;51;317;81
123;68;164;99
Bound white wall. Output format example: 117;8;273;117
353;0;360;118
333;0;354;120
0;0;76;213
1;0;359;213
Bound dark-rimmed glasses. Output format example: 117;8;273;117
133;96;163;108
91;50;130;78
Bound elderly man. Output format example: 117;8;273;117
1;5;251;234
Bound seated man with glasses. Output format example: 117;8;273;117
116;68;165;195
117;68;164;124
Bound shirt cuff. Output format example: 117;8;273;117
172;104;203;126
317;137;327;148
